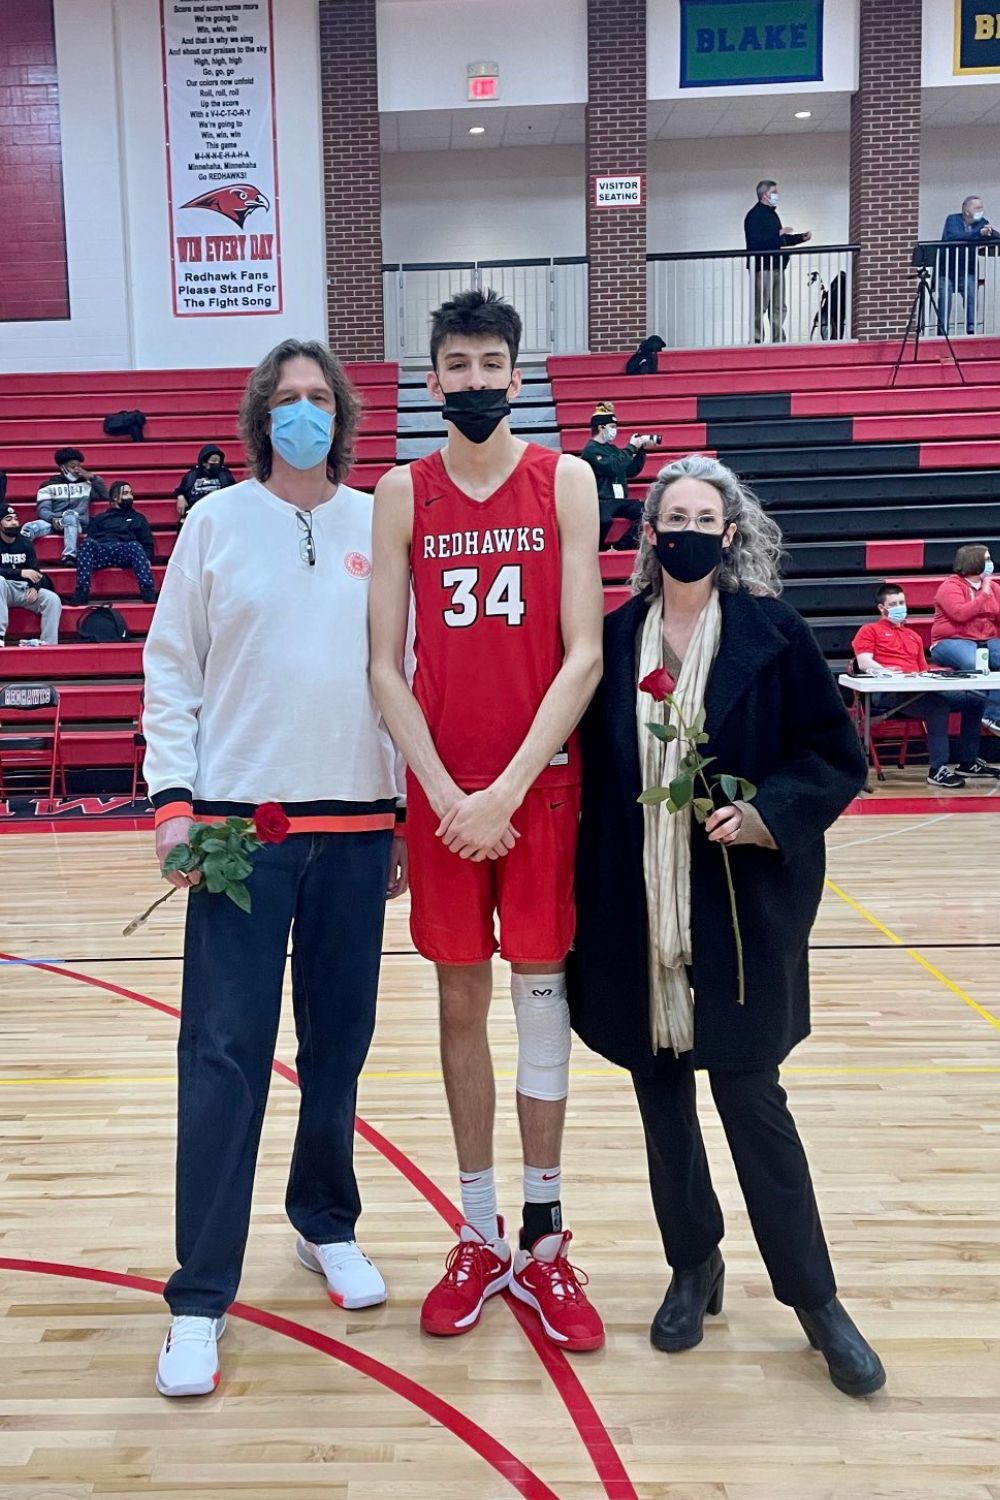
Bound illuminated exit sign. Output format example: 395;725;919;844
467;62;499;102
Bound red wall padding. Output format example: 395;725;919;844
0;0;69;322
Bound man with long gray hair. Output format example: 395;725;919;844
143;339;407;1398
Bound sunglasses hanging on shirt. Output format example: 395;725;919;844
296;509;316;567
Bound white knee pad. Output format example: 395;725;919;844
511;974;571;1102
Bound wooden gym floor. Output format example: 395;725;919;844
2;812;999;1500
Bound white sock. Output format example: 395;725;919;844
523;1163;561;1204
459;1166;499;1242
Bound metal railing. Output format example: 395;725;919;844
382;258;588;363
913;239;1000;339
647;244;858;349
383;246;862;358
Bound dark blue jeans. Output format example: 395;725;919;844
165;829;392;1317
873;689;983;770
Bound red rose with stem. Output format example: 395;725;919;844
124;804;286;935
638;677;756;1005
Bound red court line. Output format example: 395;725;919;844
844;795;1000;816
0;952;638;1500
0;1257;559;1500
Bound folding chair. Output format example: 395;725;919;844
846;665;913;783
0;682;66;800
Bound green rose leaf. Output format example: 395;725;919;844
739;779;758;802
638;787;674;806
719;773;739;802
669;774;693;809
692;797;714;823
689;709;706;736
203;864;228;895
646;721;679;743
163;843;196;874
225;881;252;913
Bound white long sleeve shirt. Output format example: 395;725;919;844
142;477;403;833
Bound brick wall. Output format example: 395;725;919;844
586;0;647;352
0;0;68;322
319;0;384;361
849;0;922;342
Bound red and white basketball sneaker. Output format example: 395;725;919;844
420;1220;512;1336
511;1231;605;1352
155;1314;226;1397
295;1235;387;1309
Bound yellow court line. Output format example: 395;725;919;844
825;877;1000;1035
6;1065;1000;1088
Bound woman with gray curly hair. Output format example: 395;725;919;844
568;455;884;1396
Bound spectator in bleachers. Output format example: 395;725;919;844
853;583;999;789
929;543;1000;734
71;480;157;608
22;447;108;565
937;196;999;336
580;403;658;551
174;443;237;524
743;180;812;344
0;505;62;646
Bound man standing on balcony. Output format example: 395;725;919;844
743;180;812;344
937;196;999;337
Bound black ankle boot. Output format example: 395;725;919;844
795;1297;886;1397
650;1249;724;1352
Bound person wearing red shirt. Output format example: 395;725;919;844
853;583;998;789
929;543;1000;734
369;290;606;1353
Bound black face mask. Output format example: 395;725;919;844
655;529;726;583
440;388;511;444
119;498;134;510
0;526;17;541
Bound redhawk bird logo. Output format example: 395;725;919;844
180;183;270;229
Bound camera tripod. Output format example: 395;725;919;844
890;264;965;388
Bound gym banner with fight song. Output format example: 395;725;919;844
160;0;283;317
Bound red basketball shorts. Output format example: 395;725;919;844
406;774;580;966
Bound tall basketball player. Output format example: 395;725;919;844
370;290;605;1351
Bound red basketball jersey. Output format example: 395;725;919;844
410;442;579;790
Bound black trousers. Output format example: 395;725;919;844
598;500;643;550
632;1054;836;1310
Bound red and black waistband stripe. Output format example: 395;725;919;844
152;792;403;833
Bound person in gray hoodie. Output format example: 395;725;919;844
23;447;108;564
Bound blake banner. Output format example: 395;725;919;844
680;0;824;88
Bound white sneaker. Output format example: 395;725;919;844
155;1314;226;1397
296;1234;387;1309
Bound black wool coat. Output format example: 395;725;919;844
567;588;867;1076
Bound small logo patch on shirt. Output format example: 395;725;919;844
344;551;372;579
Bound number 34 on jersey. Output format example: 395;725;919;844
442;564;526;628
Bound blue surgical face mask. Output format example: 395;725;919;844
973;210;986;222
270;399;334;471
768;192;779;207
984;558;995;576
887;604;907;625
604;425;618;442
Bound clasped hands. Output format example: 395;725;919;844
434;783;521;862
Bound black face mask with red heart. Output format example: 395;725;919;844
654;529;726;583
